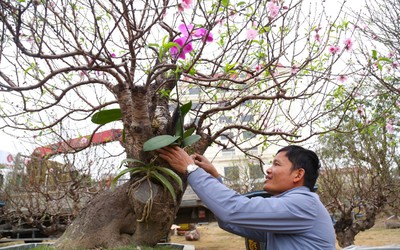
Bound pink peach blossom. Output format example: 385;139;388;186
328;45;341;54
314;33;321;42
356;106;365;116
267;1;280;19
386;123;394;134
80;137;88;145
246;29;258;40
291;64;299;74
181;0;193;9
343;38;353;51
337;74;348;83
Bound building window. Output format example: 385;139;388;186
219;115;232;123
222;148;235;156
189;87;200;95
248;146;258;154
249;164;264;179
242;114;254;122
220;132;233;141
240;100;252;106
192;102;200;110
224;166;239;180
243;131;255;139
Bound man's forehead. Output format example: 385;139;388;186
273;151;289;161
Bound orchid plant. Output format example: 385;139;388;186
90;22;212;204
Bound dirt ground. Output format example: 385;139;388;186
0;220;399;249
171;221;400;250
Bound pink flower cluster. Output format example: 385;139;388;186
356;106;365;117
246;28;258;40
328;38;353;55
337;74;348;83
328;45;341;54
386;120;394;134
178;0;193;12
170;23;213;60
267;0;280;19
343;38;353;51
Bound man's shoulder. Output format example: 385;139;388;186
280;186;313;196
279;187;320;204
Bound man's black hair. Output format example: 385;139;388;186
277;145;320;191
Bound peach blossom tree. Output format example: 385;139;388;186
0;0;361;248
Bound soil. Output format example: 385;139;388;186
171;220;400;250
1;219;399;249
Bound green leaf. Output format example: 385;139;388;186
118;158;146;168
174;101;192;138
180;101;192;116
148;43;159;48
378;57;392;63
111;167;147;188
151;171;177;204
183;127;195;138
155;166;183;190
175;122;184;138
182;134;201;147
91;109;122;125
163;42;179;50
372;50;377;60
221;0;229;7
143;135;181;151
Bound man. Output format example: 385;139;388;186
158;145;336;249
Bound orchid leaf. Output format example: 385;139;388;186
155;166;183;191
182;134;201;147
143;135;181;151
91;109;122;125
151;171;177;205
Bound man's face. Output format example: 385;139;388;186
263;151;300;195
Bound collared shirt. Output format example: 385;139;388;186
188;168;336;250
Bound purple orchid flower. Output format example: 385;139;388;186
170;23;213;60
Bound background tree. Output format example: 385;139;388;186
0;144;119;239
223;160;265;194
316;83;400;248
352;0;400;96
0;0;358;248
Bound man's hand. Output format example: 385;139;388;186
157;146;194;174
192;153;220;178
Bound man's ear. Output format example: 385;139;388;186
293;168;305;183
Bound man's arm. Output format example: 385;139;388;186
188;168;318;234
158;146;317;234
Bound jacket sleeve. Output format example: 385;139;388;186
188;168;318;235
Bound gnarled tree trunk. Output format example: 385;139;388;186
55;174;185;249
55;77;197;249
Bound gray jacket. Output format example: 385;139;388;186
188;168;336;250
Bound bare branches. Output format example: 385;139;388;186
0;0;365;161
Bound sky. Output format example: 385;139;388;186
0;131;28;155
